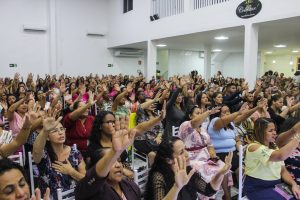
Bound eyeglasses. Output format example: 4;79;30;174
49;127;66;134
102;120;115;125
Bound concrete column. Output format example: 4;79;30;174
203;46;212;81
244;24;259;89
48;0;58;75
146;40;157;82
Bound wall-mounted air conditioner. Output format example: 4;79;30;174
23;24;47;32
114;49;144;57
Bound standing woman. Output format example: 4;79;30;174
164;78;187;139
243;118;300;199
33;114;86;200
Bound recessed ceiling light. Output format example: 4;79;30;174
156;44;167;47
292;50;299;53
274;44;287;48
212;49;222;52
290;61;294;65
214;36;229;40
272;60;276;64
265;51;272;54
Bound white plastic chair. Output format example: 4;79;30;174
28;151;40;195
133;165;149;194
238;144;249;200
57;188;75;200
8;152;24;166
172;126;179;137
131;146;149;194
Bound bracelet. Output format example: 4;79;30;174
292;134;300;141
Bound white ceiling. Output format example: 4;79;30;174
116;16;300;56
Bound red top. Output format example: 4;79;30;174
63;114;95;154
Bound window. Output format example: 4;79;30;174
123;0;133;13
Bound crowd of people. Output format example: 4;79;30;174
0;70;300;200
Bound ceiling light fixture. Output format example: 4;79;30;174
265;51;272;54
274;44;287;48
212;49;222;52
292;50;299;53
156;44;167;47
272;60;276;64
290;61;294;65
214;36;229;40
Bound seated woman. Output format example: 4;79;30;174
0;158;50;200
145;136;233;200
88;103;166;169
207;103;261;200
75;115;141;200
33;113;86;200
135;96;164;166
243;117;300;200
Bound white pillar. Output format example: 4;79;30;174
244;24;259;90
204;46;212;81
48;0;58;75
146;40;157;82
184;0;190;13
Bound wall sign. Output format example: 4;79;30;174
236;0;262;19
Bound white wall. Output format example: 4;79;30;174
157;50;169;79
107;0;300;48
264;54;299;77
56;0;111;76
220;53;244;78
112;55;145;76
0;0;49;78
0;0;113;78
168;50;204;77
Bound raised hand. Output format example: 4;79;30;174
209;106;221;115
42;110;62;133
219;152;233;175
30;188;50;200
111;116;136;153
173;156;195;190
88;91;96;105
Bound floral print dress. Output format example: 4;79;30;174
37;145;83;200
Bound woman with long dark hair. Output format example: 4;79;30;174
33;113;86;200
145;136;232;200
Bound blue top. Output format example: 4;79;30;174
207;117;237;153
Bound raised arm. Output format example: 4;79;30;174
0;115;32;157
213;112;239;131
191;107;220;129
7;98;25;121
268;132;300;162
111;83;132;112
276;122;300;147
135;101;166;136
69;91;96;121
33;116;62;163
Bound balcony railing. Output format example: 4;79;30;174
151;0;185;19
150;0;231;20
193;0;230;9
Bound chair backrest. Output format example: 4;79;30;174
28;152;37;195
134;166;149;194
172;126;179;137
238;144;249;200
57;188;75;200
8;152;23;167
